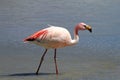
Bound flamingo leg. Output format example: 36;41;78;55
54;49;59;75
36;49;48;75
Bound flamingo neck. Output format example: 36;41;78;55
69;26;79;46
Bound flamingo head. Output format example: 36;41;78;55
76;22;92;33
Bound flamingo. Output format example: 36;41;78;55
23;22;92;75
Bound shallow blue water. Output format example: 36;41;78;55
0;0;120;80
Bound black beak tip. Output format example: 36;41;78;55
89;29;92;33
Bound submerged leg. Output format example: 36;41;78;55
36;49;48;75
54;49;59;75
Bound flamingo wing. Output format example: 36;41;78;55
24;29;48;42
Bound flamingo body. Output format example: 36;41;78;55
24;26;75;48
24;22;92;75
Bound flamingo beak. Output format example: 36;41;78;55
86;25;92;33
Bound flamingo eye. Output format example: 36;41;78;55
83;25;87;28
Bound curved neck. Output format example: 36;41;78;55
69;26;79;46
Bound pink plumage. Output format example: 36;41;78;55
23;22;92;75
24;29;48;41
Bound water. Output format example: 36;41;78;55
0;0;120;80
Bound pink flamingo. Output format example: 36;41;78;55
24;22;92;75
